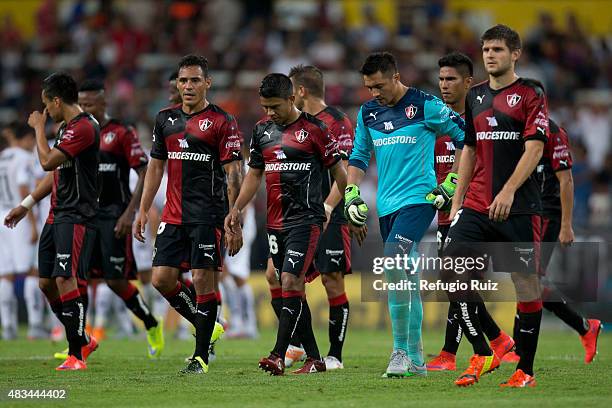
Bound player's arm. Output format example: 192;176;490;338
115;165;146;238
5;172;53;228
556;169;574;246
225;167;263;256
449;145;476;221
28;109;69;171
324;159;347;224
223;160;244;256
135;158;164;242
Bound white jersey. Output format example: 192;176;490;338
0;147;35;210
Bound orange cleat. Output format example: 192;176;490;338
501;351;520;363
490;331;515;359
92;327;106;341
82;335;99;361
427;351;456;371
292;358;326;374
580;319;602;364
56;355;87;371
454;354;500;387
500;369;536;388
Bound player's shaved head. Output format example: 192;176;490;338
79;78;105;94
438;52;473;78
259;73;293;99
78;78;107;122
42;72;78;104
288;65;324;99
360;52;398;77
481;24;521;51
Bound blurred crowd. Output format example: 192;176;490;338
0;0;610;231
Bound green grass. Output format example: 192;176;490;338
1;328;610;407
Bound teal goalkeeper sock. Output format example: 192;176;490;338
386;266;410;353
406;272;424;366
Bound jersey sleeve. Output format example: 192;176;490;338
331;116;354;160
218;116;242;164
121;125;148;169
150;112;168;160
312;123;340;169
55;119;96;158
424;98;465;149
247;127;264;169
348;107;374;171
464;93;476;147
551;127;573;172
523;87;549;143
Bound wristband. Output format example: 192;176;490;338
324;203;333;214
20;195;36;210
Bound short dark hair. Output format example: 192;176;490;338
42;72;78;104
168;70;179;82
259;73;293;99
15;123;34;140
288;65;324;98
178;54;209;77
359;52;398;76
438;52;474;77
79;78;105;93
481;24;521;51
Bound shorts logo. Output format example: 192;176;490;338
325;249;344;256
295;129;309;143
287;249;304;258
507;93;521;107
199;119;213;131
204;253;215;261
104;131;116;144
514;247;533;267
405;104;418;119
59;261;67;271
157;222;166;235
287;258;298;268
199;244;215;250
110;256;125;264
330;258;341;266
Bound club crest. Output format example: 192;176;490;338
295;129;309;143
199;118;213;131
405;104;418;119
507;93;521;107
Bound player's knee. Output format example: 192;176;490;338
152;272;175;293
38;278;53;293
265;266;279;287
105;278;127;294
281;272;302;292
192;270;215;292
322;273;344;298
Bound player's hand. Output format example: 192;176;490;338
344;184;368;226
349;223;368;246
224;207;242;235
488;187;514;222
30;225;38;243
27;109;47;130
114;211;134;238
225;228;243;257
558;224;575;247
134;211;148;242
4;206;28;229
449;200;461;224
426;172;457;211
323;203;332;231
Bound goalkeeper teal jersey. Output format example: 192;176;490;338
349;87;464;217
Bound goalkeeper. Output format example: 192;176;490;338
346;52;464;378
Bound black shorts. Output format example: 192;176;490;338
539;214;561;275
90;218;137;280
314;223;352;275
38;223;97;282
152;222;223;270
437;224;451;256
444;207;541;274
267;224;321;279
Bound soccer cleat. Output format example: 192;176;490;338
383;349;412;378
180;356;208;374
81;335;98;361
408;360;427;377
259;353;285;376
501;351;520;363
500;369;536;388
56;355;87;371
54;348;69;360
324;356;344;370
292;357;326;374
580;319;602;364
284;344;306;367
147;318;165;359
427;351;457;371
92;326;106;341
454;354;500;387
489;331;515;359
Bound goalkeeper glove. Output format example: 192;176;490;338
426;172;458;211
344;184;369;226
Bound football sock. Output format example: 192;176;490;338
270;288;282;319
294;298;321;360
476;301;501;341
544;299;588;336
61;290;85;360
193;292;217;364
456;301;492;356
442;302;462;354
120;283;158;330
512;308;521;356
516;302;542;376
272;292;302;357
161;282;196;325
327;293;349;361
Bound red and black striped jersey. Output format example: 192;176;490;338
536;119;573;215
98;119;148;218
48;112;100;224
434;112;464;225
315;106;354;224
248;112;340;230
463;78;549;215
150;104;242;226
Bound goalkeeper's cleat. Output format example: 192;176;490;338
147;318;165;359
324;356;344;370
500;369;536;388
427;351;456;371
501;351;520;363
54;348;69;360
292;357;326;374
284;344;306;367
179;356;208;374
454;354;500;387
344;184;368;226
408;361;427;377
580;319;602;364
56;355;87;371
490;331;515;359
81;335;98;361
259;353;285;376
382;349;411;378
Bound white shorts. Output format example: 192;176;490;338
0;214;35;275
224;205;256;280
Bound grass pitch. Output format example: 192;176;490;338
1;328;610;407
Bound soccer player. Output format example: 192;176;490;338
427;53;515;371
135;55;242;374
225;73;347;375
345;52;465;377
445;25;549;388
5;72;100;370
287;64;354;370
502;119;602;364
76;79;164;357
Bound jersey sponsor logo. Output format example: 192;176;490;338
295;129;309;143
167;151;211;162
486;116;498;127
103;131;116;144
199;118;213;131
225;140;241;149
264;162;311;172
178;138;189;149
405;104;418;119
372;135;417;146
167;117;177;125
274;149;287;160
535;111;548;127
507;93;521;107
98;163;117;172
445;141;455;151
436;154;455;164
476;95;485;104
476;131;520;141
384;121;394;130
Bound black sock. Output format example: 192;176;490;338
477;301;501;341
512;309;521;356
123;285;158;330
295;299;320;360
271;297;282;320
79;288;90;345
328;295;349;361
162;282;196;325
442;302;462;354
272;294;302;357
456;301;492;356
193;293;217;364
61;295;85;360
271;289;301;347
544;301;588;336
50;299;64;324
516;309;542;376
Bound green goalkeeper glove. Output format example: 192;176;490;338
344;184;369;226
426;172;458;211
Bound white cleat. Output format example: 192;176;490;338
324;356;344;370
284;345;306;368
